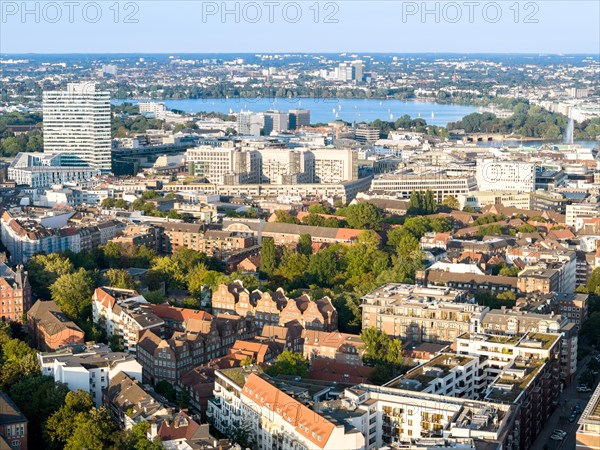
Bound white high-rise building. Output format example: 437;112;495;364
43;83;112;173
139;102;167;120
237;111;264;136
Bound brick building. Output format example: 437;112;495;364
0;263;32;322
361;283;486;344
0;392;28;450
27;300;85;351
212;281;338;332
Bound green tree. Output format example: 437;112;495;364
586;268;600;295
582;311;600;347
441;195;460;211
260;237;277;276
517;224;538;233
105;268;136;289
172;247;207;275
477;224;505;237
343;203;382;230
274;210;300;224
278;250;309;284
499;265;520;277
430;217;452;233
297;234;313;256
64;408;115;450
345;231;387;280
187;264;208;299
308;204;331;214
50;268;95;320
101;198;116;208
396;234;420;259
9;376;69;450
264;351;309;377
114;199;130;209
307;246;342;286
26;253;74;299
360;327;391;363
45;390;94;446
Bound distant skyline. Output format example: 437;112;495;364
1;1;599;54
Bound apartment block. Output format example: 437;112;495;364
302;329;365;366
137;312;250;385
551;292;589;328
457;190;533;210
104;371;173;430
209;369;366;450
151;221;257;262
517;268;560;294
371;170;477;203
1;210;125;264
92;287;164;355
481;308;578;385
566;203;600;229
475;159;535;192
361;284;486;344
208;367;517;450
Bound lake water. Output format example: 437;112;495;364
476;140;599;149
113;98;477;127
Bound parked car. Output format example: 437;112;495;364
569;414;577;423
550;433;565;441
553;430;567;437
577;386;592;393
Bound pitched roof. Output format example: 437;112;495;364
150;303;213;324
27;300;84;337
307;359;373;384
0;392;26;426
157;411;202;441
241;374;335;449
105;371;169;420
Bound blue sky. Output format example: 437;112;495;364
1;1;599;54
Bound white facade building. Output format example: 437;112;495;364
8;152;101;188
371;171;477;203
38;343;142;407
92;287;164;355
209;370;366;450
208;368;515;450
310;148;357;184
237;111;264;136
566;203;600;229
43;83;112;172
185;146;259;184
475;159;535;192
139;102;168;119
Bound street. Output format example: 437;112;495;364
531;355;596;450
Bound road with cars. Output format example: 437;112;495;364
530;353;598;450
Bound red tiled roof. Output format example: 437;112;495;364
241;374;335;448
150;304;213;323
